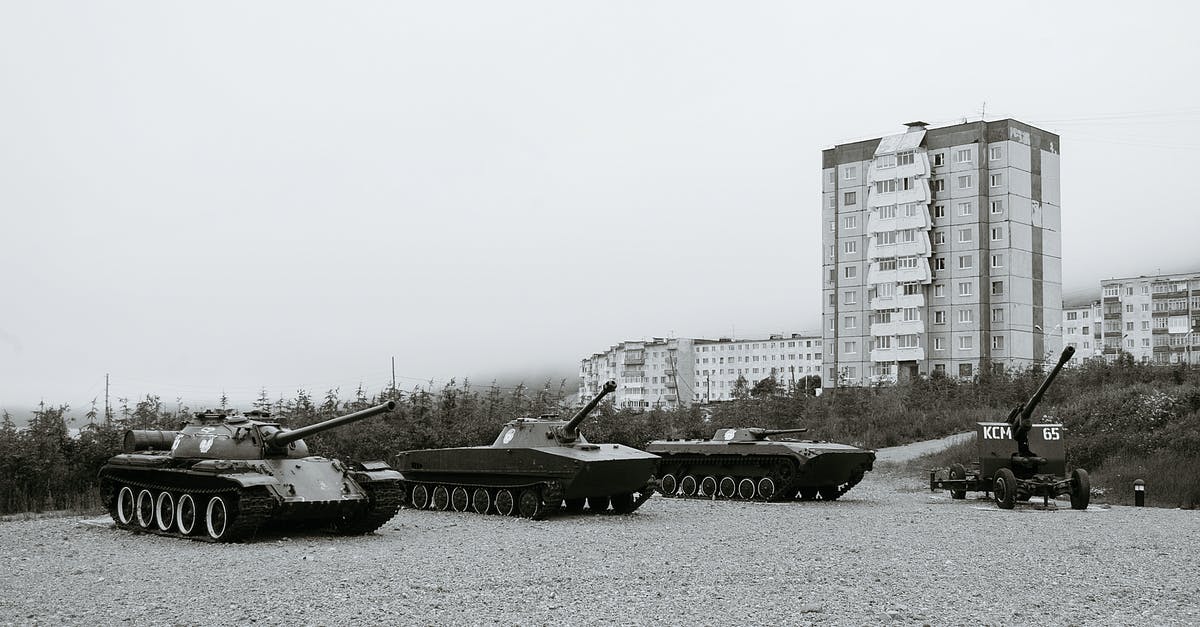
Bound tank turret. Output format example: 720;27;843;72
727;427;809;442
100;400;404;542
554;380;617;443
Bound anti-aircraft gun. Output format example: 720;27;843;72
393;380;659;519
930;347;1091;510
101;401;404;542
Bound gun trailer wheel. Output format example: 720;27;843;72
948;463;967;500
993;468;1017;510
1069;468;1091;510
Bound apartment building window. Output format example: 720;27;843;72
898;257;918;270
934;231;946;244
989;145;1002;160
1125;304;1134;313
902;283;921;295
990;199;1004;215
933;257;946;272
1143;338;1152;347
1126;321;1134;331
958;228;973;243
844;341;857;354
992;307;1004;322
1141;321;1150;331
899;229;916;243
934;310;946;324
1142;303;1150;312
992;281;1005;295
828;220;836;232
826;170;835;185
844;266;857;279
897;151;914;166
903;307;920;322
991;226;1004;241
991;254;1004;268
874;336;892;349
827;195;836;209
875;180;897;194
933;153;945;167
993;336;1005;351
957;175;972;189
879;205;897;219
959;363;973;377
959;255;973;269
934;338;945;351
828;318;835;331
898;334;920;348
1126;287;1134;295
990;173;1003;187
935;284;946;298
955;148;973;163
1103;286;1119;297
878;282;896;298
959;309;973;323
1082;326;1090;335
844;166;856;180
960;336;974;350
844;315;857;329
844;290;857;305
828;293;836;306
1067;312;1078;320
879;258;897;271
933;204;945;219
844;240;857;254
876;154;896;169
902;203;918;217
959;281;973;296
957;202;972;216
932;179;945;192
844;191;857;205
828;244;836;260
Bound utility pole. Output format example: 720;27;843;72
104;373;110;423
391;356;397;395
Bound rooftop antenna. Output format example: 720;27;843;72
980;101;987;121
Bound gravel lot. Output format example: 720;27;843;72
2;445;1197;626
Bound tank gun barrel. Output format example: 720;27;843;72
266;400;396;448
559;380;617;441
754;427;809;439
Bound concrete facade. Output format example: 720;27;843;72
1099;272;1200;365
822;120;1062;386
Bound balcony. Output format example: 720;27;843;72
624;356;645;365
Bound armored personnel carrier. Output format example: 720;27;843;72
647;427;875;502
394;381;658;519
99;401;402;542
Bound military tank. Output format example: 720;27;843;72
394;380;658;519
99;401;402;542
647;427;875;502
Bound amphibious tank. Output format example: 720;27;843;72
99;401;402;542
647;427;875;501
394;380;658;519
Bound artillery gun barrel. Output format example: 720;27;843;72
561;380;617;439
1017;346;1075;422
266;400;396;448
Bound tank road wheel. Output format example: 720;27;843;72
756;477;776;501
679;475;698;497
798;488;818;501
115;486;136;525
431;486;450;511
494;489;516;516
948;463;968;500
1069;468;1091;510
205;495;232;541
517;489;542;519
993;468;1018;510
660;474;678;496
410;484;430;510
699;476;718;498
611;493;636;514
587;495;611;512
154;492;176;532
471;488;491;515
450;487;470;512
718;477;737;499
817;486;840;501
176;494;198;535
135;489;156;528
563;498;586;513
737;478;756;500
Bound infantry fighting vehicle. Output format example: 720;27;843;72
929;346;1090;510
394;380;658;519
648;428;876;501
99;401;402;542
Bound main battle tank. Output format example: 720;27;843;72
99;401;402;542
394;380;658;519
647;427;875;502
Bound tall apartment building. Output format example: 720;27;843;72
1098;272;1200;364
822;120;1062;386
1061;299;1102;360
580;334;822;408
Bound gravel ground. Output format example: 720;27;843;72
2;445;1197;626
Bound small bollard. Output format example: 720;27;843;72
1133;479;1145;507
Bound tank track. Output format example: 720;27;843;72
658;454;865;503
401;478;652;520
101;474;274;542
332;479;404;535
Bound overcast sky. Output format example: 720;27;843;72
2;1;1198;416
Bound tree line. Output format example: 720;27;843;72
2;358;1197;514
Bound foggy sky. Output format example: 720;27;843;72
3;1;1199;415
